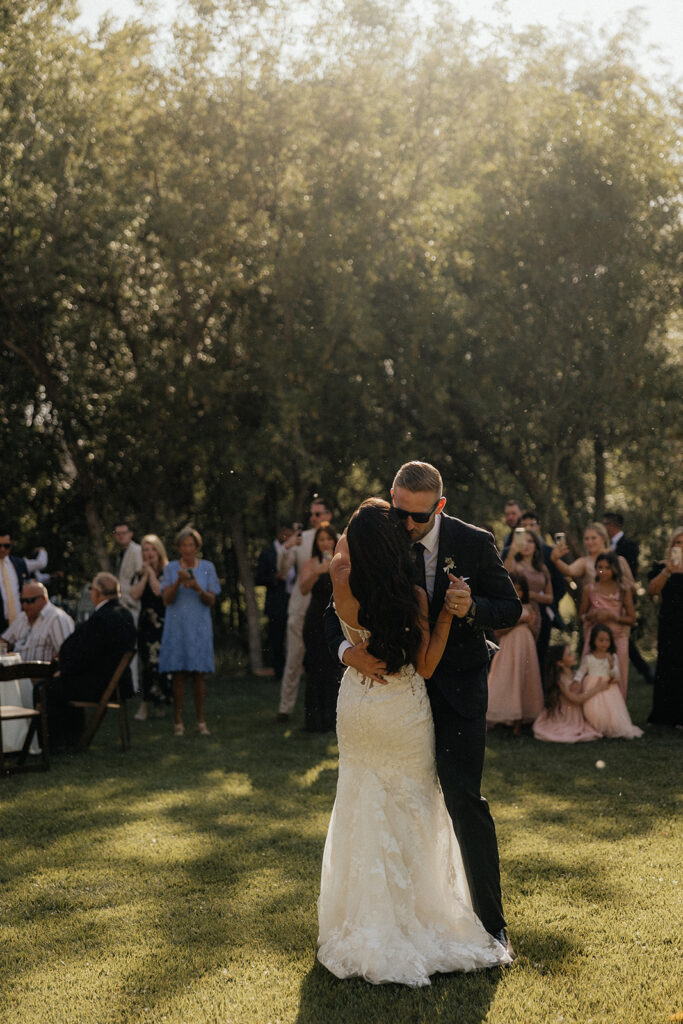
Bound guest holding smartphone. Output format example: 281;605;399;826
159;526;221;736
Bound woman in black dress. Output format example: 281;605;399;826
300;523;342;732
647;526;683;728
130;534;172;721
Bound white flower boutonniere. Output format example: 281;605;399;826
443;557;455;574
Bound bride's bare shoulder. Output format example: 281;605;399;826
330;533;350;584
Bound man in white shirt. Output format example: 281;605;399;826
275;497;333;721
2;581;74;661
0;530;49;631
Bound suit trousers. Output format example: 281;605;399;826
278;611;307;714
427;678;506;935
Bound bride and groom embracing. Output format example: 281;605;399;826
318;461;522;986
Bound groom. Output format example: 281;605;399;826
325;461;521;956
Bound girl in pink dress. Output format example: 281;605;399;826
577;625;643;739
533;644;604;743
487;575;544;733
579;551;635;697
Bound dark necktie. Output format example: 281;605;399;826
412;542;427;593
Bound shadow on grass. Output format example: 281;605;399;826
1;671;680;1022
294;958;502;1024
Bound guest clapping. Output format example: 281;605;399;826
159;526;221;737
130;534;172;722
579;551;635;697
300;523;343;732
647;527;683;729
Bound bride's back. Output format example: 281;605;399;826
332;498;422;674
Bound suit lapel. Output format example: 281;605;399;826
430;516;455;619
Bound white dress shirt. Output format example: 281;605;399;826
2;601;75;661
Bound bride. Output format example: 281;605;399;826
317;498;511;986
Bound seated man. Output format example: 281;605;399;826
41;572;136;750
2;581;74;662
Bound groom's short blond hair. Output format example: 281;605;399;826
392;461;443;496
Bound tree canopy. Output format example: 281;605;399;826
2;0;681;657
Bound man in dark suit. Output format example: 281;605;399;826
603;512;654;684
0;530;30;632
325;462;521;956
41;572;137;749
255;523;293;681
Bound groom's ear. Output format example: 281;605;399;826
437;497;446;514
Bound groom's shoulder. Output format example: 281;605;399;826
441;513;494;544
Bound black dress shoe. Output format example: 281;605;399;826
275;712;290;723
490;928;517;963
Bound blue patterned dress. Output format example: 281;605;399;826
158;560;221;673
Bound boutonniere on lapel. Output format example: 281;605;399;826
442;557;456;575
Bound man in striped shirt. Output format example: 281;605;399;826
1;582;74;662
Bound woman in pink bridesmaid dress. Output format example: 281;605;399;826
533;644;604;742
577;625;643;739
579;551;635;697
487;575;544;733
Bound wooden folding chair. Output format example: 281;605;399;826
69;650;135;752
0;661;54;774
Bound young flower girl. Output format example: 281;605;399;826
576;625;643;739
533;644;604;743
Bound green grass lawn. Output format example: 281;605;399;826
1;670;681;1024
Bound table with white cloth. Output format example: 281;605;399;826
0;652;41;754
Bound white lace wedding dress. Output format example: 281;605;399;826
317;620;510;986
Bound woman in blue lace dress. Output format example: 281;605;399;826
159;526;221;737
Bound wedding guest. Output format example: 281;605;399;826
113;521;143;616
255;523;294;682
501;499;523;549
129;534;172;722
532;644;604;743
603;511;654;685
159;526;221;737
551;522;634;592
503;528;553;661
486;574;543;733
1;581;74;662
276;496;333;722
576;625;643;739
579;551;635;697
518;510;567;666
41;573;136;750
0;529;48;632
647;526;683;729
300;522;342;732
113;520;143;695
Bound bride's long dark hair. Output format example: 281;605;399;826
346;498;423;674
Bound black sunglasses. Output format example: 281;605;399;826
20;596;40;604
0;542;12;549
392;499;441;524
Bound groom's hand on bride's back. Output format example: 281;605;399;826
343;640;388;685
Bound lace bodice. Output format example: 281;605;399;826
339;616;370;645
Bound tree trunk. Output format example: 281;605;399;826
594;433;606;517
227;515;265;674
